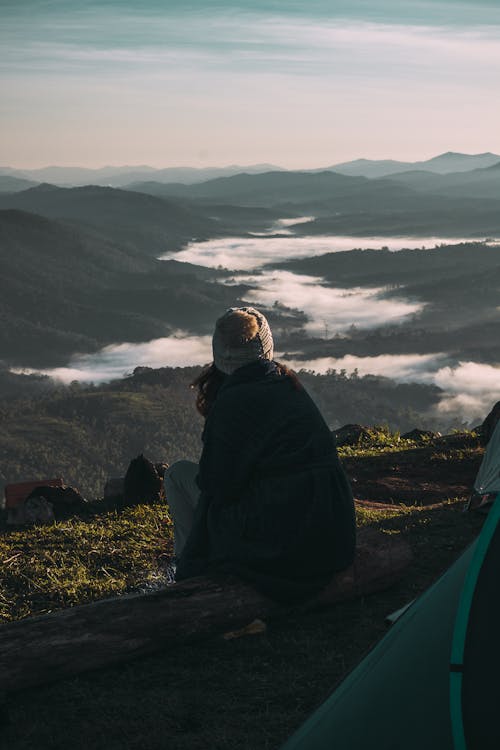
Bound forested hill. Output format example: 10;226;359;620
0;365;444;501
0;184;221;256
127;169;423;209
274;240;500;366
124;169;500;234
0;210;244;366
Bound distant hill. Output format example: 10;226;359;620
0;209;150;365
3;155;499;187
0;165;157;186
0;210;245;366
143;164;283;186
0;175;39;193
123;170;500;234
0;365;447;499
327;158;415;178
125;170;424;211
330;152;500;178
275;241;500;366
290;201;500;237
0;184;222;255
417;151;500;174
102;184;287;232
5;170;498;240
0;163;284;187
380;162;500;199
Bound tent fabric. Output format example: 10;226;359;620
450;492;500;750
474;419;500;493
281;494;500;750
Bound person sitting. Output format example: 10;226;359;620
164;306;356;603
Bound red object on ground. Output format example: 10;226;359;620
4;478;64;509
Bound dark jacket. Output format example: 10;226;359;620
176;360;356;602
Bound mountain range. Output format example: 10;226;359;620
2;152;499;189
128;167;496;206
378;161;500;199
329;151;500;178
2;151;500;372
3;169;500;242
0;163;283;188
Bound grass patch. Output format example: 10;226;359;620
0;503;173;622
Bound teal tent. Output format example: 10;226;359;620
281;435;500;750
474;417;500;496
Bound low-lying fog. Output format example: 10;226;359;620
19;339;500;427
160;233;481;271
14;334;213;383
225;270;422;336
13;222;500;427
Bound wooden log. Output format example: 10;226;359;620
0;529;412;694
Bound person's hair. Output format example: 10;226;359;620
190;360;302;418
274;361;302;391
190;363;226;418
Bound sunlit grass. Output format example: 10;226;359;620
0;429;485;625
0;502;173;622
1;493;483;625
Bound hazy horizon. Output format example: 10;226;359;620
3;151;500;173
3;150;499;172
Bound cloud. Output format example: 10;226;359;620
4;7;500;77
3;2;500;167
162;234;471;271
3;7;500;116
15;333;212;383
283;353;446;379
283;354;500;424
433;361;500;394
3;7;500;168
230;270;423;333
250;216;316;236
433;362;500;420
15;335;500;427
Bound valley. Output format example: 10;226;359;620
1;154;499;434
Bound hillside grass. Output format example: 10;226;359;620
0;503;174;623
0;473;485;750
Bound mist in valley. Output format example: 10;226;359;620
1;98;500;434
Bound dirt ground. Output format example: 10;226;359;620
342;437;484;505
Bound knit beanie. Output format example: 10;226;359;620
212;306;274;375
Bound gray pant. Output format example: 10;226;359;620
163;460;200;556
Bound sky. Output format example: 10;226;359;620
2;0;500;168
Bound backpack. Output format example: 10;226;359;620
122;454;163;508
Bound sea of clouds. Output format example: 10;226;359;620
226;270;422;335
284;354;500;423
21;339;500;427
16;333;213;384
160;233;478;271
14;226;500;427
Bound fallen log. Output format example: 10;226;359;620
0;528;411;694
